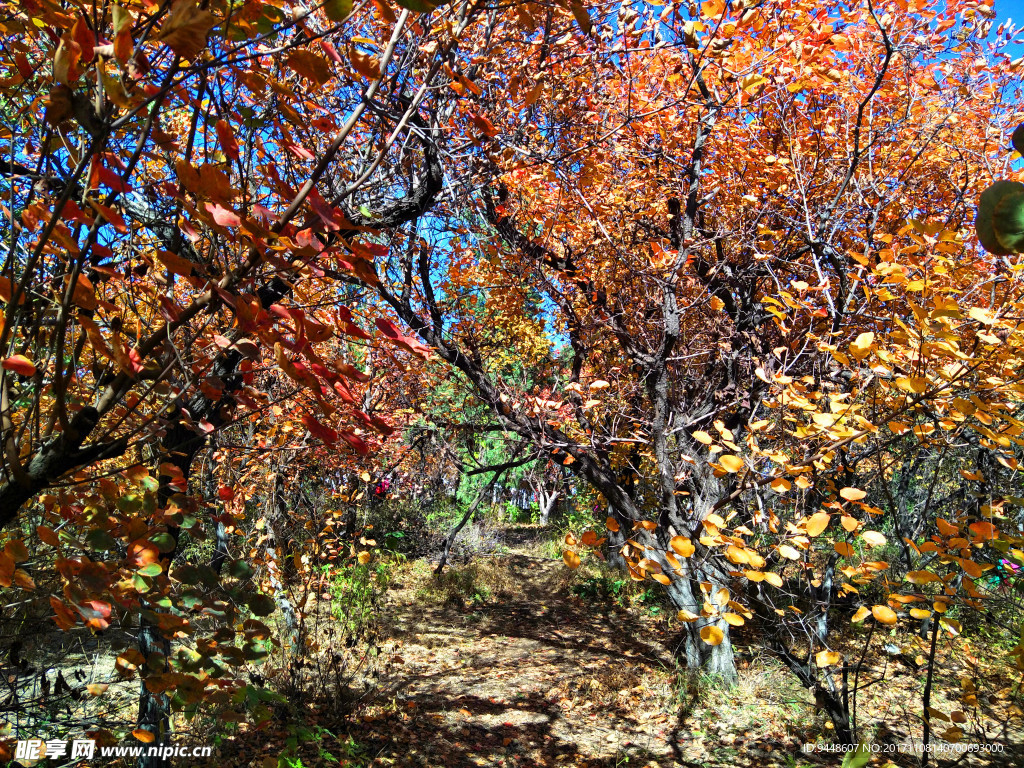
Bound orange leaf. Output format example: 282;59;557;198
158;0;215;60
2;355;36;376
872;605;898;625
37;526;60;547
699;625;724;646
133;728;156;744
815;650;842;667
834;542;853;557
959;558;983;579
350;48;381;79
0;277;25;304
840;487;867;501
215;119;239;160
719;454;744;472
69;273;98;310
670;536;694;558
0;552;14;588
562;550;581;569
805;512;830;537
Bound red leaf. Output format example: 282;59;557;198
339;430;370;455
128;347;145;374
468;112;498;137
2;355;36;376
204;202;241;228
72;16;96;62
88;200;127;233
91;162;130;193
301;413;339;444
217;485;234;501
375;318;431;358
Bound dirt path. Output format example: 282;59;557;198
228;548;1021;768
346;555;808;768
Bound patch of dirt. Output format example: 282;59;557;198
347;555;819;768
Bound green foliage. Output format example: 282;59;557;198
329;561;394;641
278;724;363;768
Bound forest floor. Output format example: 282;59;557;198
343;553;816;768
231;525;1024;768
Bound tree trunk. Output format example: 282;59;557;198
538;487;559;525
650;538;738;684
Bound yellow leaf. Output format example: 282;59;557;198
723;612;745;626
906;570;939;584
693;430;714;445
563;550;581;569
719;454;744;472
709;296;725;311
872;605;898;625
806;512;830;537
895;376;928;394
909;608;932;620
841;515;858;532
840;487;867;502
770;477;791;493
815;650;842;667
651;573;671;585
968;306;995;324
677;609;700;622
605;516;620;532
133;729;156;744
779;545;801;560
849;331;874;359
763;572;783;588
861;531;886;547
700;625;724;646
357;551;371;565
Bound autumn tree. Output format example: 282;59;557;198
348;0;1024;730
0;0;499;758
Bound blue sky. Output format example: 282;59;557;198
995;0;1024;54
